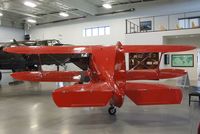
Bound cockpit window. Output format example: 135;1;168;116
47;40;61;46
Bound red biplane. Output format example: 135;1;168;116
4;42;195;115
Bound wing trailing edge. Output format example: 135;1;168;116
125;82;182;105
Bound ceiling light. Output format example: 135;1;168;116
27;19;37;23
59;12;69;17
0;13;3;17
24;1;37;8
102;3;112;9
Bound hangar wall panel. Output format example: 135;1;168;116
30;0;200;44
30;18;125;45
0;27;24;42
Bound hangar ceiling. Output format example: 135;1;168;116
0;0;156;28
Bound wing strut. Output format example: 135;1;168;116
38;54;42;71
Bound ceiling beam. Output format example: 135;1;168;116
61;0;98;15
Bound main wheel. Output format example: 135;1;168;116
108;106;117;115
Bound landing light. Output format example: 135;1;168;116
27;19;37;23
0;13;3;16
102;3;112;9
59;12;69;17
24;1;37;8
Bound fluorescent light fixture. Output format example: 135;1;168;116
27;19;37;23
102;3;112;9
24;1;37;8
59;12;69;17
0;13;3;16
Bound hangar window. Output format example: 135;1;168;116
99;27;105;36
83;26;110;37
85;28;92;37
105;26;110;35
92;28;98;36
178;17;200;29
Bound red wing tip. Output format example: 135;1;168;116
3;47;9;52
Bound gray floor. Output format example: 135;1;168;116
0;80;200;134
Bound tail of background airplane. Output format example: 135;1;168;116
13;39;19;46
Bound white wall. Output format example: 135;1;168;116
125;29;199;80
29;0;200;80
0;26;24;42
30;0;200;44
31;18;125;45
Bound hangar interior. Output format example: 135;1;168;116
0;0;200;134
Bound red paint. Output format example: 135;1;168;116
11;71;88;82
52;82;113;107
124;45;196;53
125;82;182;105
3;46;94;54
159;69;187;79
4;42;195;109
126;69;187;80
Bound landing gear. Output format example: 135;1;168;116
108;105;117;115
0;71;2;81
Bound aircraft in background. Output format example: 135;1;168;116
0;39;89;81
4;42;195;115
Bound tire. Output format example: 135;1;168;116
108;107;117;115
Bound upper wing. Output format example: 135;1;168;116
124;45;195;53
52;82;113;107
125;82;182;105
3;46;94;54
4;44;195;54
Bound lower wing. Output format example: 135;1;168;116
126;69;186;80
11;71;88;82
52;82;113;107
125;82;182;105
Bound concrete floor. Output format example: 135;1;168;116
0;80;200;134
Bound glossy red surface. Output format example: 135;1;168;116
4;44;195;54
126;69;159;80
125;82;182;105
11;71;88;82
52;82;113;107
124;45;196;53
4;41;196;109
159;69;187;79
126;69;186;80
3;46;94;54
